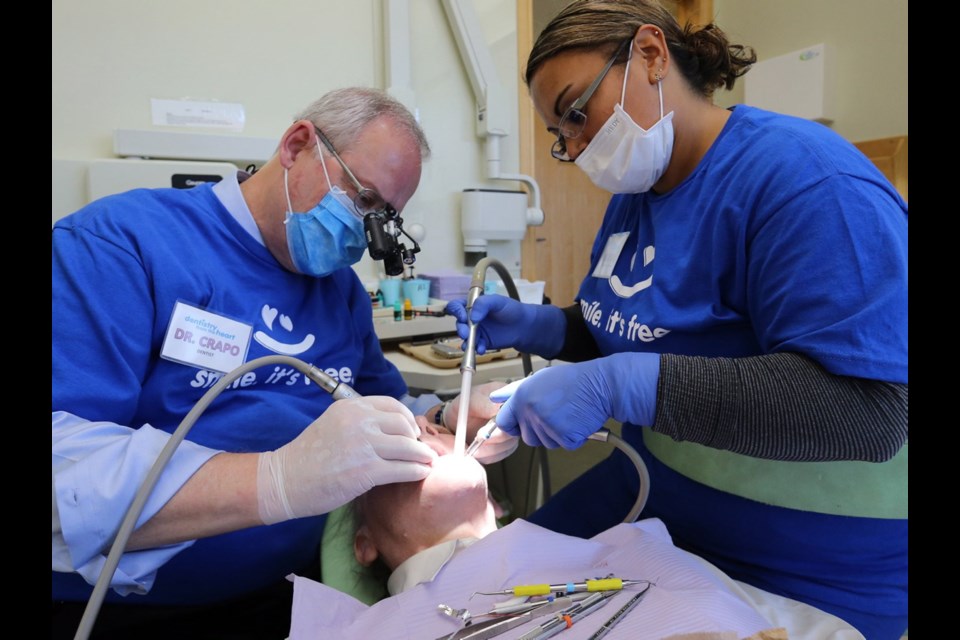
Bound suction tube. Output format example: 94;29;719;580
588;429;650;523
465;257;534;378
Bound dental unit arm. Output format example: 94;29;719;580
73;355;358;640
455;258;650;524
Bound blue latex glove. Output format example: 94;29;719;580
444;295;566;358
491;353;660;449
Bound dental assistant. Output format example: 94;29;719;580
447;2;908;638
52;87;513;639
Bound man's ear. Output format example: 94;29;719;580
278;120;315;170
354;525;380;567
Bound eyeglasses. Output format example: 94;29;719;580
314;127;396;218
551;38;631;162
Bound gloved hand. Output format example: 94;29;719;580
444;295;566;358
444;381;519;464
257;396;438;525
492;353;660;449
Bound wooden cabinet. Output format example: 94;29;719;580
854;136;908;203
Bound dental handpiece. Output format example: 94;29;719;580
306;364;360;400
465;418;501;458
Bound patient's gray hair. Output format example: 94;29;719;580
295;87;431;160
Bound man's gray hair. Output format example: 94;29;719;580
295;87;431;160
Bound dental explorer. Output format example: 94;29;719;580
464;375;530;458
585;583;653;640
473;577;651;598
464;418;500;458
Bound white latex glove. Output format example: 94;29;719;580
446;381;520;465
257;396;437;525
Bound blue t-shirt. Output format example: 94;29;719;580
530;106;908;638
52;182;407;604
580;105;906;380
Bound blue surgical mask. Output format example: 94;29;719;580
283;140;367;277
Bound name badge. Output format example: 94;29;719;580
592;232;630;279
161;301;252;374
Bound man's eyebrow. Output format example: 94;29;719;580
553;84;573;119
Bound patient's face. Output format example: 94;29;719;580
353;424;498;571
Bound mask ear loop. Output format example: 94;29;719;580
282;134;337;220
315;139;335;192
623;30;665;122
283;168;295;218
656;63;664;121
619;39;633;107
653;28;665;120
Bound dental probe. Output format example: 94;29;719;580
585;583;652;640
516;590;617;640
465;375;530;458
433;595;592;640
474;578;649;598
465;418;501;457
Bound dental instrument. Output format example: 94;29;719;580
438;603;472;626
434;595;593;640
465;418;500;457
516;590;618;640
473;577;650;598
585;583;652;640
465;375;530;458
438;592;593;629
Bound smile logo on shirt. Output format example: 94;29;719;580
253;304;316;355
609;245;655;298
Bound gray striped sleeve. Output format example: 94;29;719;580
653;351;907;462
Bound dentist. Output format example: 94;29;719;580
53;87;508;639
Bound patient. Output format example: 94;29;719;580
316;427;862;640
351;422;500;595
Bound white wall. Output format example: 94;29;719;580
712;0;907;142
53;0;907;283
51;0;521;283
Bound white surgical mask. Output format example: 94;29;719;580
575;43;675;194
